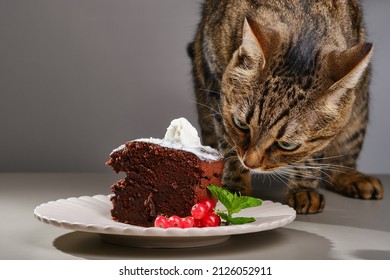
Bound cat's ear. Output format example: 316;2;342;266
326;43;373;90
317;43;373;120
239;18;277;69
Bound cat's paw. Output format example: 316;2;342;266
286;190;325;214
222;170;252;196
223;184;252;196
334;172;384;199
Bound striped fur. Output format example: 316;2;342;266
189;0;383;213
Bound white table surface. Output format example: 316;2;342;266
1;173;389;260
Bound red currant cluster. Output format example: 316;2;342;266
154;198;221;228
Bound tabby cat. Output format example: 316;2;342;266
188;0;384;213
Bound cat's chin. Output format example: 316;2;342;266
239;159;280;174
248;168;278;175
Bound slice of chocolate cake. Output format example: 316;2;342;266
106;118;224;227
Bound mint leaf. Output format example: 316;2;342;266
230;195;262;214
216;211;230;222
236;195;262;208
227;216;256;225
207;185;262;225
217;211;256;225
207;184;234;210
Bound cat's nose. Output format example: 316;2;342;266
244;161;258;169
243;159;259;170
243;151;261;170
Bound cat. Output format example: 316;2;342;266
188;0;384;213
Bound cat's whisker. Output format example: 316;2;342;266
283;164;335;186
222;138;237;153
221;142;236;154
239;164;248;174
297;166;337;180
310;153;351;162
223;149;236;158
190;100;221;116
224;155;239;163
259;173;272;189
273;169;298;188
292;162;354;174
200;88;222;95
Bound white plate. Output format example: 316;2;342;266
34;195;296;248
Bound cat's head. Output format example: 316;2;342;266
221;18;373;173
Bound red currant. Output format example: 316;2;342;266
181;216;195;228
154;215;169;228
191;202;208;219
168;215;183;228
201;213;221;227
193;218;202;228
199;198;216;212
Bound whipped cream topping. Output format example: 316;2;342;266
163;118;202;148
111;117;223;161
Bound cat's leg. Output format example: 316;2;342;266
285;162;325;214
223;156;252;196
322;102;384;200
219;140;252;195
323;142;384;199
330;171;383;199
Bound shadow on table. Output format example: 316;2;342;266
350;249;390;260
53;227;333;260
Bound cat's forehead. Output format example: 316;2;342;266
231;80;301;109
230;79;309;131
250;77;307;114
262;75;314;97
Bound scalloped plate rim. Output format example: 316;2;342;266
34;194;296;238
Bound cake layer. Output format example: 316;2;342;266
108;141;224;227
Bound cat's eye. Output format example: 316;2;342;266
276;141;300;151
233;117;249;131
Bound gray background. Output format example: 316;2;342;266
0;0;389;173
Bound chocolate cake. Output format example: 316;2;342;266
106;118;224;227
